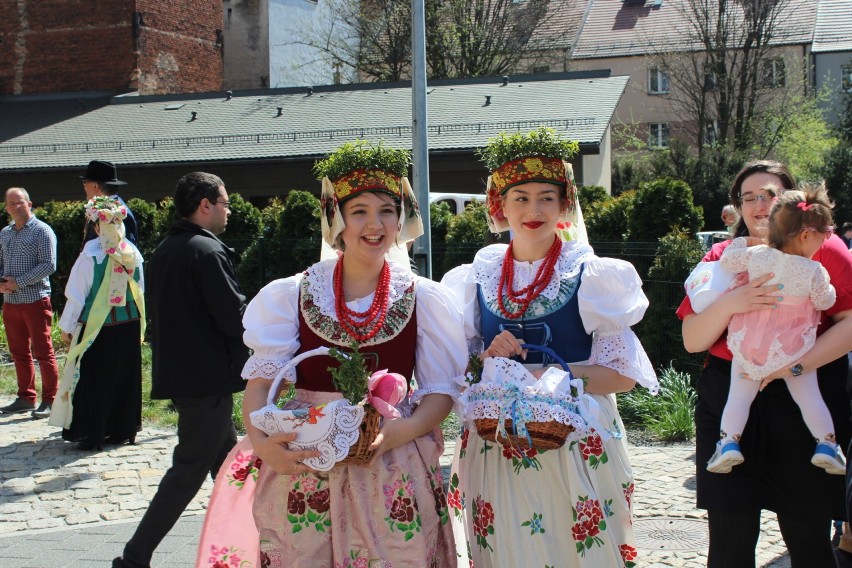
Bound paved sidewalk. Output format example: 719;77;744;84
0;400;794;567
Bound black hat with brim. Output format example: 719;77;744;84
80;160;127;186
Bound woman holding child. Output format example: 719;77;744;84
677;160;852;567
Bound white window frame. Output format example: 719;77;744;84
842;64;852;93
762;57;786;89
649;123;670;149
648;67;670;95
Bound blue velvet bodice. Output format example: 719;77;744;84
477;264;592;366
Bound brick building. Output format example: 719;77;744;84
0;0;224;96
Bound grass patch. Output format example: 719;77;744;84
618;365;696;442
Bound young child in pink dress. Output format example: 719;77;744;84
697;184;846;475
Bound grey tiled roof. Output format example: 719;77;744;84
813;0;852;53
573;0;817;60
527;0;586;51
0;72;628;171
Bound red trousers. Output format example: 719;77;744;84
2;297;60;404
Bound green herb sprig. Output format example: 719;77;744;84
477;127;579;171
465;353;484;386
313;140;411;182
328;341;371;404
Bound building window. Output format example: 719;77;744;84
842;65;852;93
649;123;670;148
762;57;786;88
531;65;550;74
648;67;669;94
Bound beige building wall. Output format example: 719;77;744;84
571;45;810;152
223;0;270;90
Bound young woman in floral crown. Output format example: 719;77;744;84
197;141;467;568
441;128;659;567
50;195;145;451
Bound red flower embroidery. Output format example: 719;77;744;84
473;497;494;537
620;544;637;561
307;488;330;513
389;497;416;523
623;482;635;509
580;434;604;459
287;490;306;515
448;487;462;511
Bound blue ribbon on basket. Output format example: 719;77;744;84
496;344;573;446
497;383;536;446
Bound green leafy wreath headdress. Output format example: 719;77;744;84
478;127;586;241
314;140;423;249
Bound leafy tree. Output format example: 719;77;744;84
636;228;706;371
577;185;608;212
236;190;322;299
429;200;454;278
820;88;852;225
584;190;637;242
441;201;489;276
653;0;807;155
126;198;160;260
291;0;552;81
217;193;263;255
629;178;703;242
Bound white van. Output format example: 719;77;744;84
428;192;486;215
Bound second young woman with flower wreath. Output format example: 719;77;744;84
442;128;659;567
197;141;467;567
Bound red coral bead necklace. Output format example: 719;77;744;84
497;235;561;319
334;256;391;341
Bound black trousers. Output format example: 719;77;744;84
707;509;838;568
121;394;237;568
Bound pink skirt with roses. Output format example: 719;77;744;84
196;390;455;568
449;393;638;568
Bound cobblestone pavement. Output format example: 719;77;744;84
0;400;795;567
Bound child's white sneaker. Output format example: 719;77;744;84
811;442;847;475
707;440;744;474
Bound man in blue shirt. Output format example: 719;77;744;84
0;188;60;419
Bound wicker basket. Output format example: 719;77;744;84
340;404;381;465
471;343;575;451
474;417;572;450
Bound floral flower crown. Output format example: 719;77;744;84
85;195;128;224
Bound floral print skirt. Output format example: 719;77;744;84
449;393;638;568
250;390;455;568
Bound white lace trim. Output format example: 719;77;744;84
590;329;659;394
82;238;108;262
458;357;610;441
473;242;595;304
242;356;291;381
721;239;835;305
410;384;462;406
248;399;364;472
304;258;415;319
727;327;816;381
59;307;83;333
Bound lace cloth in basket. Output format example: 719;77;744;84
248;347;366;472
458;357;608;442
